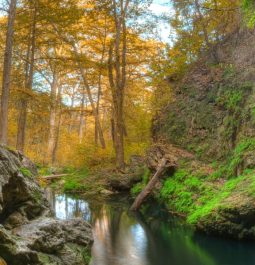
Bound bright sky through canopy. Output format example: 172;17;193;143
149;0;172;43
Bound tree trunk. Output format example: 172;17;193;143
51;84;62;164
16;1;37;152
68;88;75;133
107;0;129;169
47;76;58;163
130;158;167;211
52;110;61;164
79;87;86;143
95;19;107;147
78;63;106;149
0;0;17;145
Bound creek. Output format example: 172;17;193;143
46;191;255;265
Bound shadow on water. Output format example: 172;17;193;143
45;190;255;265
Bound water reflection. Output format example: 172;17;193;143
46;191;255;265
45;190;91;221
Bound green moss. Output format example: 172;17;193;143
33;190;43;203
38;253;58;265
157;156;254;225
131;167;151;196
210;138;255;179
19;167;33;178
159;169;202;214
187;176;243;224
82;247;91;264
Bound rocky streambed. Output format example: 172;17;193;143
0;146;93;265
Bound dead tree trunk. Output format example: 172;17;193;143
130;158;167;211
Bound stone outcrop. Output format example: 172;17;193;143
0;146;93;264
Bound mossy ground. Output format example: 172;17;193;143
131;138;255;227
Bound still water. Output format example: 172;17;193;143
46;191;255;265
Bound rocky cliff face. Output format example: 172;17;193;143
0;146;93;265
151;29;255;240
154;29;255;163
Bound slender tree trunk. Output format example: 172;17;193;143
0;0;17;145
95;16;107;147
17;2;37;152
114;109;125;169
107;0;129;169
52;105;62;164
79;87;86;143
68;91;75;133
52;85;62;164
48;76;58;162
78;63;106;149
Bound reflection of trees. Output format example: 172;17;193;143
90;204;149;265
45;191;238;265
45;190;91;220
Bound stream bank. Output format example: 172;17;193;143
46;141;255;242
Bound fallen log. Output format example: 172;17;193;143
40;174;69;180
130;158;168;211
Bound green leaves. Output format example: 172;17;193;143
243;0;255;28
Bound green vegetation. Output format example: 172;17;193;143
157;165;255;225
243;0;255;27
19;167;33;178
63;167;89;192
131;167;151;196
82;247;91;264
159;169;206;214
187;176;243;224
154;137;255;226
211;138;255;179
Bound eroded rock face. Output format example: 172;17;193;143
0;146;93;265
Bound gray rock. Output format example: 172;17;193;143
0;146;93;265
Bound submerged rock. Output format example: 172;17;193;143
0;146;93;264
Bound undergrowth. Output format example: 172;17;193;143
63;167;89;192
131;167;151;197
154;138;255;225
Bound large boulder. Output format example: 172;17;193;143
0;146;93;264
0;218;92;265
